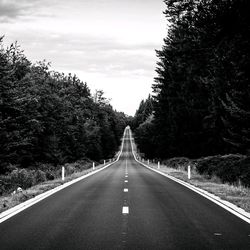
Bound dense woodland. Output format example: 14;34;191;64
0;37;127;174
132;0;250;160
1;0;250;189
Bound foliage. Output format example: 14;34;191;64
131;95;155;158
196;155;250;187
161;157;191;171
133;0;250;160
130;95;154;130
4;169;36;190
134;115;156;159
0;37;127;173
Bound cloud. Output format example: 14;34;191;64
12;30;159;79
0;2;22;21
0;0;54;22
0;0;166;114
48;34;158;77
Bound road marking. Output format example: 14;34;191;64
122;206;129;214
0;129;130;224
124;188;128;192
124;180;128;183
125;175;128;178
214;233;222;236
128;128;250;225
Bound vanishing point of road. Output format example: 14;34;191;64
0;127;249;249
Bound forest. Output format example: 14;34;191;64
1;0;250;190
0;37;127;175
131;0;250;186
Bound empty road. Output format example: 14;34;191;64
0;127;249;249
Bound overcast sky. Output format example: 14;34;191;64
0;0;166;115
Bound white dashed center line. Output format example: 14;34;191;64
214;233;222;236
122;206;129;214
124;180;128;183
124;188;128;192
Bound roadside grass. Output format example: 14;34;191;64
129;133;250;213
148;163;250;213
0;162;108;214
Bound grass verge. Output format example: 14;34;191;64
0;163;108;214
148;163;250;213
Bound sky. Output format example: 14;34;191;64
0;0;167;116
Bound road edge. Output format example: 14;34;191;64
128;128;250;224
0;129;127;224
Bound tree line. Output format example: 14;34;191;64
0;37;127;174
132;0;250;160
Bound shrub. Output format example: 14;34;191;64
9;169;36;189
34;170;47;183
0;176;11;195
196;154;248;185
46;172;55;180
196;156;222;177
65;165;77;175
162;157;191;170
238;157;250;187
214;155;242;184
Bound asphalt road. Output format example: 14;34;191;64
0;128;249;249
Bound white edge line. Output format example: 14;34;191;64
0;128;128;224
128;128;250;224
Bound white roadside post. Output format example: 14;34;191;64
188;165;191;180
147;159;149;165
93;162;95;170
104;160;106;165
62;166;65;181
158;161;160;169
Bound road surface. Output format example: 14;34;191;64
0;128;249;249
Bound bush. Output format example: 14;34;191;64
75;159;93;170
238;157;250;187
196;154;249;186
63;159;95;176
0;175;12;195
65;165;77;175
46;172;55;181
1;168;48;194
9;169;36;189
37;163;59;180
0;158;104;195
196;156;222;177
162;157;192;170
34;170;47;183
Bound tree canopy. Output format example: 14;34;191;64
0;37;127;173
133;0;250;159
